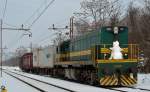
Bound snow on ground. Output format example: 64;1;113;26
3;66;21;71
3;66;117;92
136;74;150;89
9;71;116;92
0;72;40;92
5;71;69;92
2;66;150;92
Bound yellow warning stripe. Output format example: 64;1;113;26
121;75;131;85
100;48;111;53
100;76;118;86
110;77;118;85
100;76;111;85
132;78;137;83
108;76;114;86
121;78;128;86
100;48;128;53
100;75;137;86
121;75;132;85
97;59;138;63
105;76;113;85
114;80;118;85
56;49;91;58
100;77;105;83
126;76;135;84
125;75;137;84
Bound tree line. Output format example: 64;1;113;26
74;0;150;73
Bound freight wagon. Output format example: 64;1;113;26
32;46;56;74
20;53;33;72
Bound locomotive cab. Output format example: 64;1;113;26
95;26;138;86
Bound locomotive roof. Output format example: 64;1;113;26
59;26;128;45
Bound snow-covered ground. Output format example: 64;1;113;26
136;74;150;89
2;66;150;92
0;72;40;92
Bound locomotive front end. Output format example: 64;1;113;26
95;26;138;86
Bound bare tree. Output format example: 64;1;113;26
74;18;90;36
126;2;141;43
109;1;122;26
139;0;150;72
125;0;150;73
80;0;121;29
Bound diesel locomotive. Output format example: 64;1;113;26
20;26;139;86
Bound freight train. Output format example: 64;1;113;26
19;26;139;86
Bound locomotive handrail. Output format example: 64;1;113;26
97;44;139;60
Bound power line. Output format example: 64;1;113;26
24;0;49;25
3;22;18;28
2;0;7;20
28;0;55;28
33;33;55;44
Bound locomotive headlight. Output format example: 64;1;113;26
104;53;107;56
124;53;128;56
114;27;118;34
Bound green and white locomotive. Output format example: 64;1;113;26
55;26;138;86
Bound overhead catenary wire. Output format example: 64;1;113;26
3;22;18;28
10;0;57;49
28;0;55;29
33;32;56;44
6;0;56;51
24;0;49;25
2;0;7;20
4;0;50;51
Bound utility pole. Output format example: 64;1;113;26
48;16;74;39
70;16;74;39
48;24;69;44
48;17;74;58
0;19;31;77
0;19;3;77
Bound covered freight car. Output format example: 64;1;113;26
32;46;56;74
20;53;33;72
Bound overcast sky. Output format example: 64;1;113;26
1;0;81;54
0;0;142;56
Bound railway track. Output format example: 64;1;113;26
3;69;126;92
8;69;150;92
5;69;150;92
3;70;75;92
9;68;150;92
4;71;45;92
